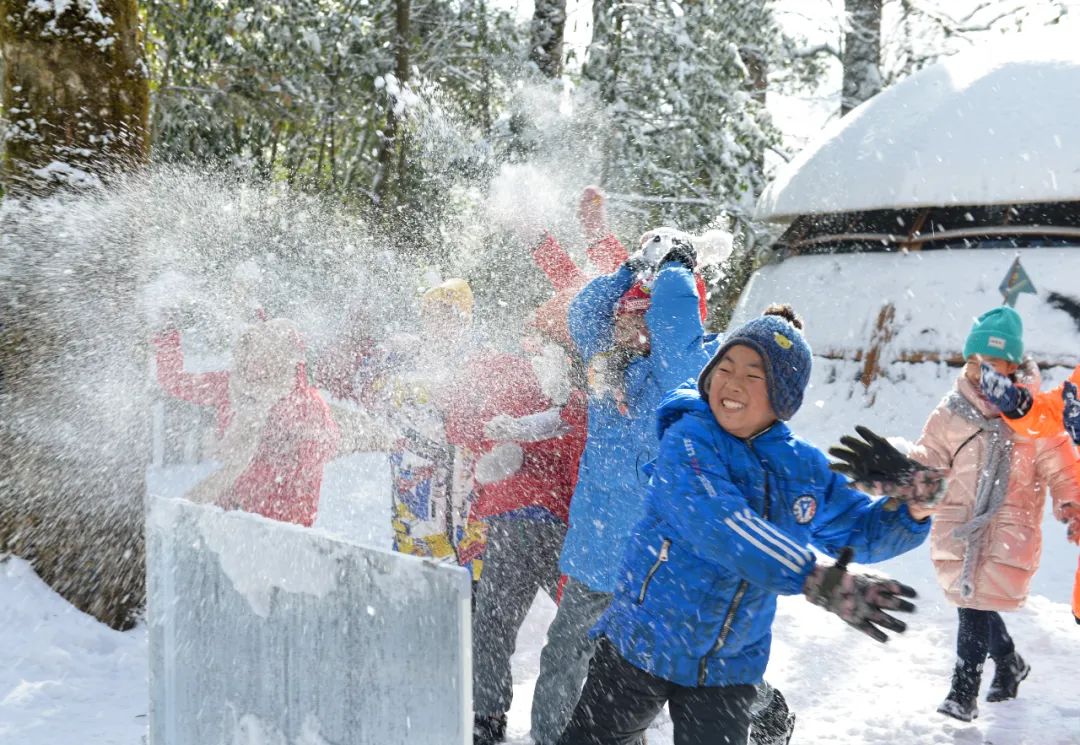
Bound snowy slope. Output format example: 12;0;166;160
756;29;1080;220
0;557;148;745
4;364;1079;745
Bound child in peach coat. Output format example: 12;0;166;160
830;307;1080;722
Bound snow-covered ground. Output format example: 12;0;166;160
2;361;1078;744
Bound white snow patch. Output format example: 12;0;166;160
730;248;1080;363
29;160;102;189
0;557;146;744
29;0;112;27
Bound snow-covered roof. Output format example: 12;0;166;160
756;31;1080;221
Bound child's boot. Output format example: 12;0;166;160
987;652;1030;702
937;660;982;722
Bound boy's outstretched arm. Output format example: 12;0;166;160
810;465;931;565
644;263;707;392
567;265;635;362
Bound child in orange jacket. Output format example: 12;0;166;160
981;362;1080;625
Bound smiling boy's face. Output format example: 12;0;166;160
706;344;777;439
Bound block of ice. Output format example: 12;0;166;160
148;497;470;745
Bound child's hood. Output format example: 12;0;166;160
655;381;711;441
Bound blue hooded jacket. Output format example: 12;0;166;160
559;263;719;593
594;384;931;687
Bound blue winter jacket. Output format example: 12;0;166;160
594;384;931;688
559;263;719;593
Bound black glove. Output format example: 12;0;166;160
622;254;652;274
660;236;697;271
1063;381;1080;445
803;547;917;643
828;425;946;507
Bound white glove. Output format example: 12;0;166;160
484;409;571;443
475;443;524;485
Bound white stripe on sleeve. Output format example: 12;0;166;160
734;509;814;566
722;516;805;574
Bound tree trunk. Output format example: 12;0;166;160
529;0;567;78
740;39;768;179
375;0;411;204
0;0;150;630
842;0;882;115
0;0;148;193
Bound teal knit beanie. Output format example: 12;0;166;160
963;307;1024;363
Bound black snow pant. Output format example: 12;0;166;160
557;636;756;745
472;515;566;717
956;607;1015;666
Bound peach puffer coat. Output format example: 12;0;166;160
909;373;1080;611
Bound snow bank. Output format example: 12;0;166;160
730;248;1080;364
0;557;146;744
757;29;1080;219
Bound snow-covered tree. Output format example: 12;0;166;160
146;0;525;212
583;0;782;230
882;0;1068;84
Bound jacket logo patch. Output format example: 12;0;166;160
988;336;1006;350
774;332;793;349
792;495;817;524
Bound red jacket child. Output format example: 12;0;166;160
153;318;340;527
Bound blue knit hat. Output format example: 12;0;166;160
963;306;1024;364
698;309;813;421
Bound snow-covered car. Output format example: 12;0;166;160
738;31;1080;395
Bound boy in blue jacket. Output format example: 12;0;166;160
557;305;931;745
530;230;719;745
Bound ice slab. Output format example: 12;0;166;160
147;497;470;745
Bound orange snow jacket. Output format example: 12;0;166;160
1074;555;1080;624
998;365;1080;623
1002;365;1080;439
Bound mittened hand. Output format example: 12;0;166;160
622;253;653;275
828;425;946;507
1060;502;1080;545
803;547;917;643
660;236;697;271
1063;381;1080;445
980;363;1029;417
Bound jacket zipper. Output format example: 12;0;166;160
636;538;671;604
698;435;771;686
698;580;749;685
